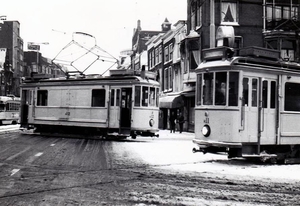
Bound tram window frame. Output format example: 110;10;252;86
270;81;276;109
0;103;4;111
116;89;120;106
242;78;249;106
91;89;106;107
110;89;115;106
252;79;258;107
156;88;159;107
203;73;213;105
142;86;149;107
215;72;227;105
149;87;156;107
228;72;239;106
284;82;300;112
134;86;141;107
196;74;202;105
262;80;268;108
37;90;48;106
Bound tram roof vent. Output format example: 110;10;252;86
239;46;280;61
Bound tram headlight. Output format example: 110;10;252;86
202;125;211;137
149;119;154;127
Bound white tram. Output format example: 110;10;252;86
193;46;300;163
20;70;159;139
0;95;20;125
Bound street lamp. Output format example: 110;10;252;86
27;42;49;74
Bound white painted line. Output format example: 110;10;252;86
35;152;43;157
11;169;20;176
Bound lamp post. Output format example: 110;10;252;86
27;42;49;74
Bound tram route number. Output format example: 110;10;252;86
204;117;209;124
149;111;154;119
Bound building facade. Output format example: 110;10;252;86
23;51;65;79
0;21;24;97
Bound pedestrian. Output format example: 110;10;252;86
178;112;184;133
169;111;176;133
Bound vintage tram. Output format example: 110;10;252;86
192;46;300;163
0;95;20;125
19;69;159;139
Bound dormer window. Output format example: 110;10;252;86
221;1;239;26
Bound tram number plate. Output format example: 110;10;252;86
204;117;209;123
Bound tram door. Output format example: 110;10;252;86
108;88;120;128
119;88;132;133
242;77;277;145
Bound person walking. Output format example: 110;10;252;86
169;111;176;133
178;112;184;133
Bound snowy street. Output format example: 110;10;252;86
0;126;299;205
125;129;300;184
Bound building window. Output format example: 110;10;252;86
155;48;159;65
169;43;173;62
91;89;106;107
190;0;202;30
164;46;169;63
265;0;299;30
159;45;162;63
169;66;173;90
266;38;296;61
151;51;155;68
221;1;238;25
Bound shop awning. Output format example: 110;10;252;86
159;95;184;108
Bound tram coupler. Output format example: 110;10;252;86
192;147;202;153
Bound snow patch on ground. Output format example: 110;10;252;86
126;130;300;183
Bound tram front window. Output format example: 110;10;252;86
203;73;213;105
0;103;5;111
199;71;239;106
215;72;227;105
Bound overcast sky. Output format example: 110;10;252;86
3;0;187;71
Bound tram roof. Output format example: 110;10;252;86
196;46;300;74
21;72;159;87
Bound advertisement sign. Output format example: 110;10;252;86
0;48;7;70
27;42;40;51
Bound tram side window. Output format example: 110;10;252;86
285;82;300;112
149;87;156;107
0;103;4;111
37;90;48;106
110;89;115;106
116;89;120;106
156;88;159;107
243;78;249;106
91;89;106;107
134;86;141;107
270;81;276;109
229;72;239;106
262;80;268;108
203;73;213;105
6;102;19;111
196;74;202;105
215;72;227;105
142;86;149;107
252;79;258;107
